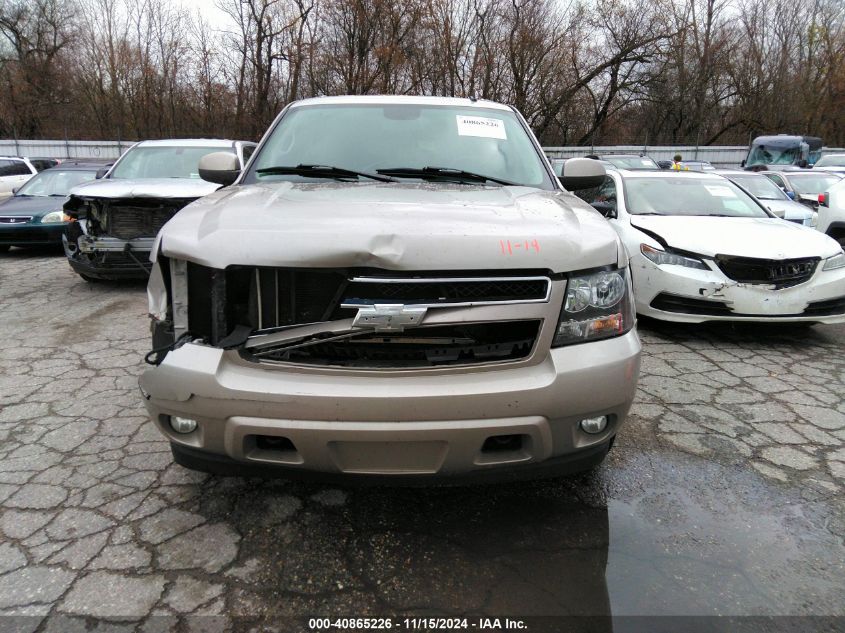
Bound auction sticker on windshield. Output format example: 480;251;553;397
705;185;735;197
456;115;507;139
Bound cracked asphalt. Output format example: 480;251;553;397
1;249;844;631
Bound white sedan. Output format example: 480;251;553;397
578;169;845;323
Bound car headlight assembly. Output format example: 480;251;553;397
40;210;71;224
640;243;709;270
553;268;634;347
804;213;818;228
823;252;845;271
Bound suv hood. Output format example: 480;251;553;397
157;182;622;273
69;178;220;200
631;215;840;259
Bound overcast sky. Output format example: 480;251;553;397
179;0;232;30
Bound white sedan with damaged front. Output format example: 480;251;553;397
580;170;845;323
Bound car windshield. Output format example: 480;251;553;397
813;155;845;167
623;176;768;217
727;174;787;200
788;173;842;194
246;103;552;189
604;156;659;170
747;145;800;167
110;146;225;179
16;169;98;196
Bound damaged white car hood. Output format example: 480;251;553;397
630;215;840;259
155;181;622;273
69;178;220;199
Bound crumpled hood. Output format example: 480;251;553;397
157;181;621;273
631;215;840;259
68;178;220;200
0;195;64;217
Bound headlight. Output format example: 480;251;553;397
40;211;70;224
823;252;845;271
804;213;818;228
640;243;709;270
553;268;634;347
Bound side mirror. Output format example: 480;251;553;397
741;159;746;167
11;187;19;195
786;190;795;200
558;157;607;191
95;168;109;179
199;152;240;186
590;201;617;219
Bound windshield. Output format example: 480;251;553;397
245;103;553;189
111;146;225;179
746;145;800;167
604;156;659;170
788;173;842;194
727;174;787;200
16;169;97;196
813;155;845;168
623;176;768;217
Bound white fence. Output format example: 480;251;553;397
3;139;844;169
543;145;749;168
0;139;130;160
544;145;845;168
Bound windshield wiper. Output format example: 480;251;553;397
689;213;740;217
376;166;517;186
255;164;396;183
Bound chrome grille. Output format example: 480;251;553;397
250;269;551;332
0;216;32;224
341;276;550;307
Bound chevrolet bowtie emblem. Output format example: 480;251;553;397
352;304;427;332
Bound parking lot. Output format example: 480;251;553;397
1;248;844;630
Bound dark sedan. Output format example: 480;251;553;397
0;164;100;252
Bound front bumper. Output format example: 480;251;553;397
63;233;152;279
0;222;66;246
632;253;845;323
140;330;641;479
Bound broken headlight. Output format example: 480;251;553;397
640;243;709;270
553;268;634;347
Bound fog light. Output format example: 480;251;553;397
580;415;608;434
169;415;197;434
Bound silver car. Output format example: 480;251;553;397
717;170;817;227
140;96;641;481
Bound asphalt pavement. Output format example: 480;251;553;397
0;248;843;632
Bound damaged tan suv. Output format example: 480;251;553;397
140;96;641;481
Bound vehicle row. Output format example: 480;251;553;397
2;97;845;482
